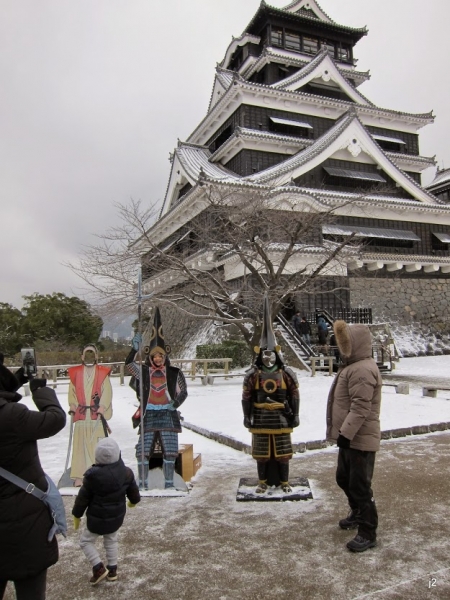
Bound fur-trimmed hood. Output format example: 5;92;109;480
333;320;373;365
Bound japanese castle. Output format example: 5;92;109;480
140;0;450;349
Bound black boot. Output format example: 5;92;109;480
256;461;268;493
278;462;291;493
339;509;360;530
346;534;377;553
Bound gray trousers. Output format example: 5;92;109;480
79;527;119;567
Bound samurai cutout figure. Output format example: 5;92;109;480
68;345;113;486
125;307;188;490
242;295;300;493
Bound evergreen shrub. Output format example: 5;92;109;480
196;340;252;369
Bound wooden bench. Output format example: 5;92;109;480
382;382;409;395
201;372;246;385
310;356;334;376
422;386;450;398
170;358;232;381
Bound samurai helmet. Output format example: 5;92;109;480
146;306;171;358
253;293;284;368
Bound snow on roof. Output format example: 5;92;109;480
242;47;371;86
428;168;450;189
272;47;373;106
175;143;241;182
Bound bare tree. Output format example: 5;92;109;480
68;182;366;349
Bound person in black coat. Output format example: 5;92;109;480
72;437;141;585
0;363;66;600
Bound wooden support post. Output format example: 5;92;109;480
311;358;316;377
328;357;333;376
119;363;124;385
423;387;437;398
52;368;57;389
395;383;409;395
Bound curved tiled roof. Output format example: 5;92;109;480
175;143;241;183
207;68;237;112
219;33;261;69
243;47;370;85
281;0;334;23
187;76;433;145
244;1;367;36
352;251;450;265
427;168;450;189
244;110;439;204
178;110;440;208
246;110;357;184
272;47;373;106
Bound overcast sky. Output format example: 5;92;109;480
1;0;449;311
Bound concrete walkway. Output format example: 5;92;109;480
5;430;449;600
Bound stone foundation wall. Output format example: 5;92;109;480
350;277;450;356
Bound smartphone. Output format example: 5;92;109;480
21;347;37;377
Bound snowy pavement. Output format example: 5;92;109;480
3;355;450;600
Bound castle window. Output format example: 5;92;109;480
323;224;420;241
373;134;406;153
432;232;450;250
321;40;336;58
270;116;313;138
323;166;386;183
302;36;318;54
176;182;192;201
322;224;419;249
339;45;351;62
285;31;301;51
270;28;283;47
210;125;233;152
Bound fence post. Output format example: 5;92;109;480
52;368;57;389
311;358;316;377
120;363;124;385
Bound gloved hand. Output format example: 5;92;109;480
14;367;29;386
290;415;300;428
243;416;252;429
30;378;47;393
73;516;81;531
131;333;142;351
127;501;136;508
337;434;351;449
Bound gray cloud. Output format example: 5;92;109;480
1;0;448;309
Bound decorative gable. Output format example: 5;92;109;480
208;68;235;113
281;0;333;22
273;48;372;106
247;111;439;204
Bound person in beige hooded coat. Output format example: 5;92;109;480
326;320;382;552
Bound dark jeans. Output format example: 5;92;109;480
336;448;378;540
0;570;47;600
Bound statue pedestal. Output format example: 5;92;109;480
236;477;313;502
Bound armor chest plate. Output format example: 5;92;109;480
256;370;286;402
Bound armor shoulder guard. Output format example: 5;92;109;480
283;366;299;386
243;366;257;385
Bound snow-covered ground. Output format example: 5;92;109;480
20;354;450;483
